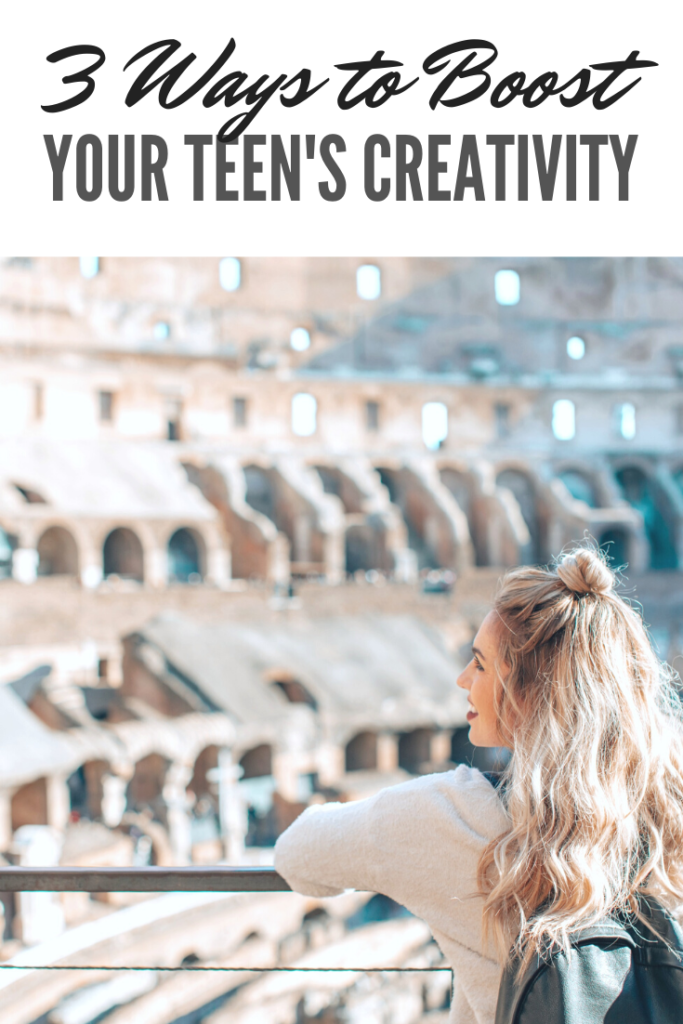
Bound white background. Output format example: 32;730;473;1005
1;0;681;254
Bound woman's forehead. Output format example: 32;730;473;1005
473;610;502;655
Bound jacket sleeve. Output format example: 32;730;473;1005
274;793;381;897
274;766;509;916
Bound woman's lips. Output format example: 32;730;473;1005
467;710;478;722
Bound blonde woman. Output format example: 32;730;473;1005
274;547;683;1023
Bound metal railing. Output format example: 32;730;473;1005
0;866;291;893
0;867;451;977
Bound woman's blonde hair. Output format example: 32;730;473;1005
477;544;683;971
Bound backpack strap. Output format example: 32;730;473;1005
495;893;683;1024
495;919;636;1024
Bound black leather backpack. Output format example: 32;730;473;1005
480;774;683;1023
494;895;683;1023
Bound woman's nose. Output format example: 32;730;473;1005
456;666;471;691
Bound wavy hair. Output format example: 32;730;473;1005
477;545;683;972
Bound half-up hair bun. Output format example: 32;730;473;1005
556;548;614;597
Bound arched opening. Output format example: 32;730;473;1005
345;732;378;772
398;729;434;774
11;778;48;830
615;466;678;569
80;760;110;820
599;528;629;568
168;528;204;583
188;746;220;849
557;470;598;508
440;468;486;565
244;466;276;521
244;465;322;570
345;524;380;575
189;746;218;799
314;466;364;514
103;527;144;581
239;744;273;780
126;753;171;817
238;745;275;847
37;526;79;577
67;766;89;820
269;676;318;710
376;467;447;571
496;469;540;562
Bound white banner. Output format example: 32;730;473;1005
1;0;680;254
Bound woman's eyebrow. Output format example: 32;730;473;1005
472;645;486;662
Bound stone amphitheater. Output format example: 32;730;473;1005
0;256;680;1024
0;256;681;594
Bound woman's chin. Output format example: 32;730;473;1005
468;721;482;746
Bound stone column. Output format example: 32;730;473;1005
46;776;71;833
268;533;291;585
323;529;345;585
12;827;65;945
430;730;453;766
206;544;231;590
272;751;299;803
208;749;247;864
162;763;194;864
80;529;104;589
377;733;399;773
145;543;168;589
12;548;38;584
315;743;345;787
393;547;418;583
101;774;129;828
293;514;311;564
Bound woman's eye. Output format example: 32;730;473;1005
473;658;483;671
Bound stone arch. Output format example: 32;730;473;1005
556;468;598;508
239;744;273;780
614;464;677;569
103;527;144;581
267;673;318;710
243;462;325;571
345;523;381;574
187;745;220;847
126;753;171;815
375;466;456;570
37;525;79;577
168;527;205;583
243;465;276;521
439;467;487;565
496;467;540;562
188;745;219;800
314;465;364;514
345;731;378;772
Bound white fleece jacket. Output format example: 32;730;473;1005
274;765;510;1024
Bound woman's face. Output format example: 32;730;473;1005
456;610;507;748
